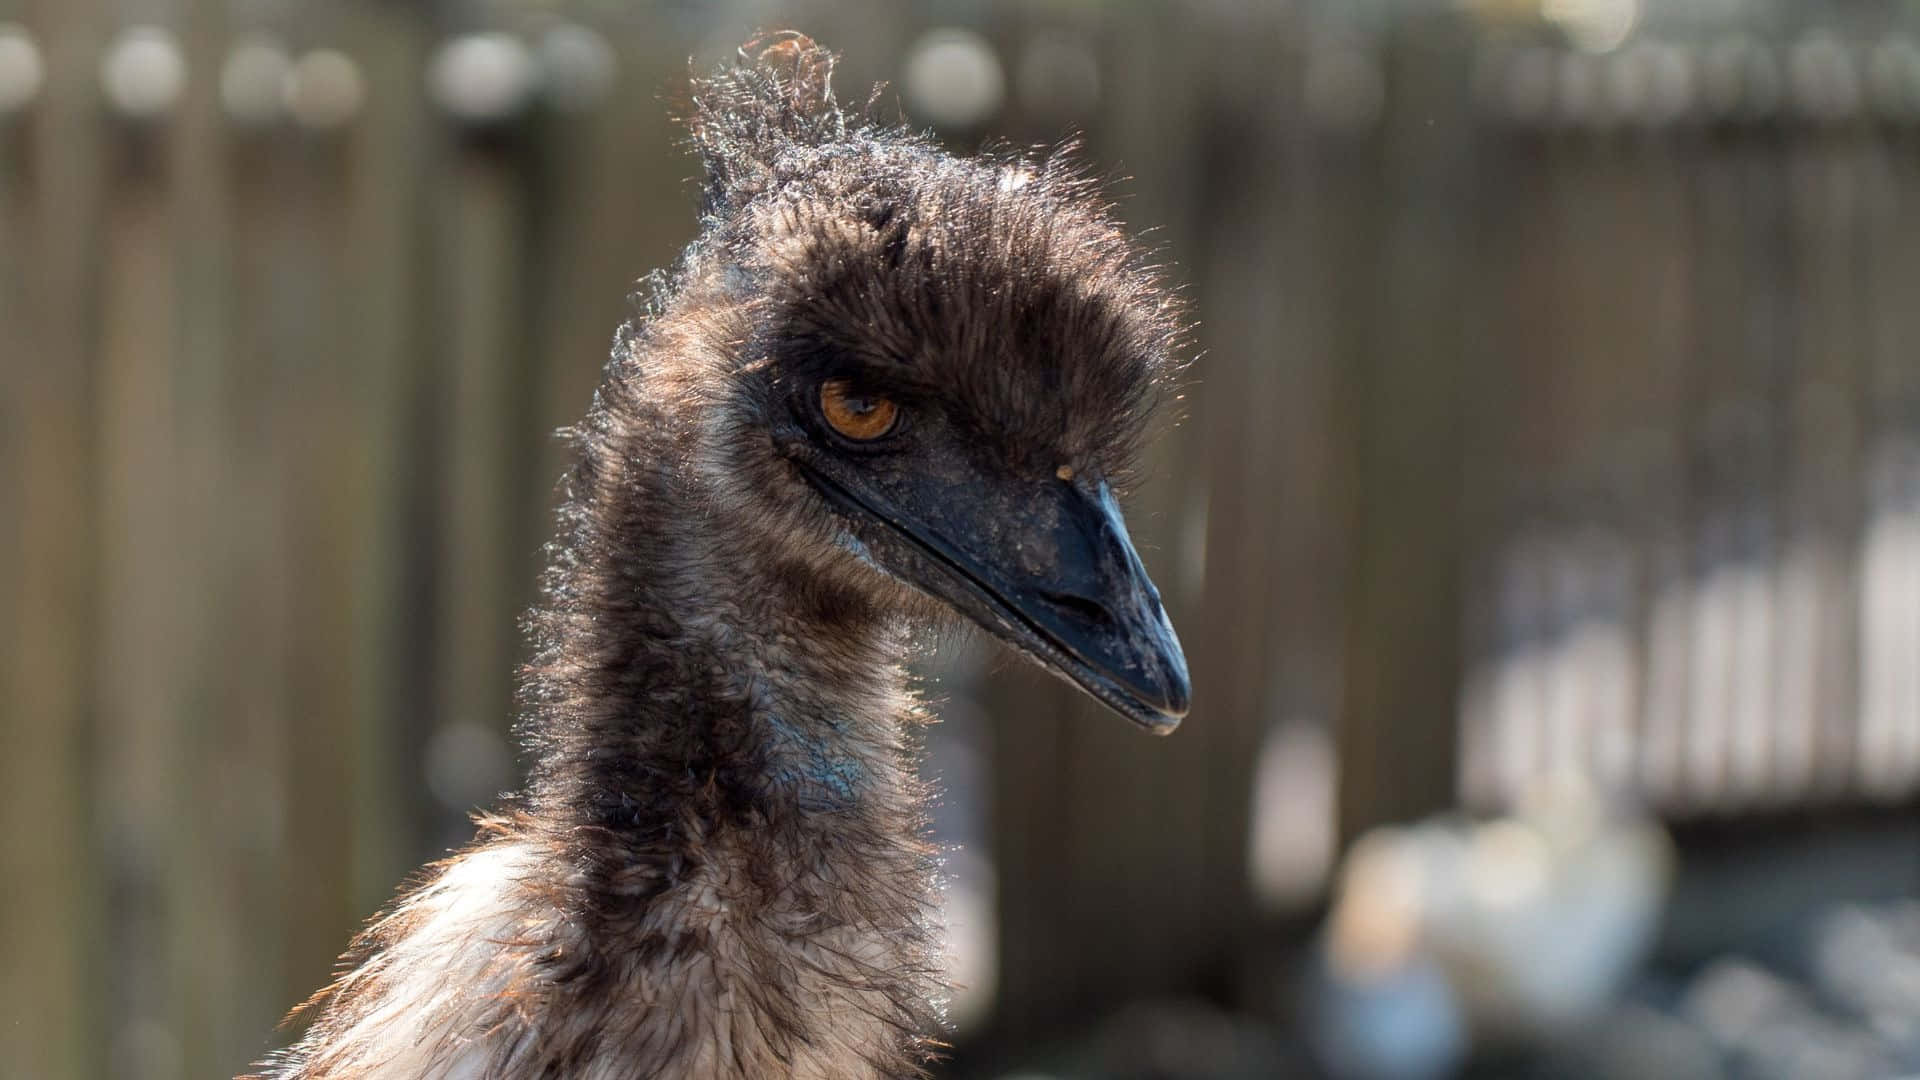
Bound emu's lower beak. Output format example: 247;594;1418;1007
803;461;1190;732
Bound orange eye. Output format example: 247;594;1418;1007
819;378;899;441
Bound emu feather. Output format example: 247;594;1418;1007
247;33;1187;1079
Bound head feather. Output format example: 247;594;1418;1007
686;32;858;213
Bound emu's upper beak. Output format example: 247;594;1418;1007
801;459;1190;732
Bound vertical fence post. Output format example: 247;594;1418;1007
1334;20;1475;845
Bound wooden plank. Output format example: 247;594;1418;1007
1840;120;1915;800
166;4;247;1072
1784;124;1867;800
1855;124;1920;800
425;129;529;852
0;24;27;915
1617;124;1697;811
1334;19;1475;844
336;0;433;934
0;3;28;673
216;79;305;1073
93;117;192;1080
272;122;365;1048
526;30;693;497
2;3;109;1077
1243;28;1362;911
1455;113;1555;812
1183;9;1292;967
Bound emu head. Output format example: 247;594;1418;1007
651;34;1189;731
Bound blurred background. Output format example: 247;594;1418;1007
3;0;1920;1077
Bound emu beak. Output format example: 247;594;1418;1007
801;458;1190;732
974;479;1191;733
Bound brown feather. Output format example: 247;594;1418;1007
246;33;1182;1080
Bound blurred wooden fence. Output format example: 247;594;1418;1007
1455;31;1920;817
3;2;1920;1077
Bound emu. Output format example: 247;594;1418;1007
248;34;1188;1079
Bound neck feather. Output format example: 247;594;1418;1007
253;389;950;1080
519;409;934;892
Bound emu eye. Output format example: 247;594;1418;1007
819;378;899;441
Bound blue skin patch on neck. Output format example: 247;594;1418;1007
764;713;863;809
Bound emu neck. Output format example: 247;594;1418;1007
249;425;947;1080
525;442;922;854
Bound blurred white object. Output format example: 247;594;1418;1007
1788;31;1861;122
539;23;617;112
220;36;293;128
0;23;45;115
102;26;187;120
1811;901;1920;1043
939;850;998;1035
1308;828;1467;1080
286;49;365;131
429;32;536;124
1311;775;1672;1075
1866;37;1920;121
1437;776;1672;1039
1248;720;1338;910
903;29;1004;129
1543;0;1640;55
1306;950;1465;1080
1683;957;1904;1079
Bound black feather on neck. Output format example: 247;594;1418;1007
520;383;922;841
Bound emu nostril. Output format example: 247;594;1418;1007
1037;589;1110;626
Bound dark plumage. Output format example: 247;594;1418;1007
247;34;1188;1079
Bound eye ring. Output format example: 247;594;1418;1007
818;378;899;442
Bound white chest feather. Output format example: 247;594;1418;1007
261;838;930;1079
